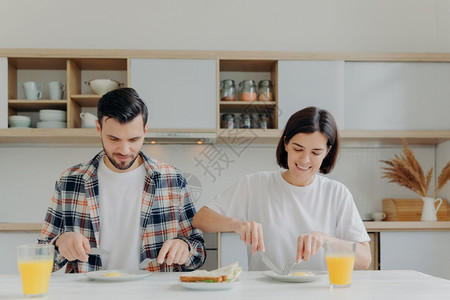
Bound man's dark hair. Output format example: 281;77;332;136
276;106;340;174
97;87;148;128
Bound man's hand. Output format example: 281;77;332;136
157;239;190;266
296;231;325;263
55;232;90;262
232;220;265;255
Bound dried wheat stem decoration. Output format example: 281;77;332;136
434;161;450;198
381;139;432;197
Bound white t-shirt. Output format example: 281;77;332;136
206;171;370;271
97;158;145;270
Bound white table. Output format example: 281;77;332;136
1;270;449;300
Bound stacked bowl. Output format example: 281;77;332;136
9;115;31;128
37;109;67;128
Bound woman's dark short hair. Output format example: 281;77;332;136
276;106;340;174
97;87;148;128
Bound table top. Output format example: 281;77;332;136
1;270;449;300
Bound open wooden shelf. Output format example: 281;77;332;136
8;100;68;111
70;94;101;107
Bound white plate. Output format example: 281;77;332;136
179;280;240;291
262;270;326;283
36;121;67;128
85;270;151;282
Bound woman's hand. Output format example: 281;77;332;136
232;220;265;254
296;231;325;263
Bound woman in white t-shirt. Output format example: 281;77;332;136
193;107;371;271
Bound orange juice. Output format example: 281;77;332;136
325;255;355;286
18;259;53;296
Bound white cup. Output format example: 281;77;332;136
371;212;386;221
22;81;42;100
80;112;98;128
48;81;65;100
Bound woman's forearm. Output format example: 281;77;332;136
192;206;240;233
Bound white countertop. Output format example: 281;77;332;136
1;270;449;300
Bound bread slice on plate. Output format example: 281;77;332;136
180;262;242;283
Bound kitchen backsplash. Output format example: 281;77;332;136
0;143;438;223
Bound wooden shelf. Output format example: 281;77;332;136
0;128;100;144
0;129;449;145
8;100;67;111
220;60;278;72
70;94;101;107
364;221;450;232
219;101;276;114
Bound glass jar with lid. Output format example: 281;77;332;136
238;80;257;101
258;80;274;101
221;113;235;129
220;79;236;101
241;113;252;128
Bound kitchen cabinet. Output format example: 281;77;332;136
3;54;127;129
277;60;344;129
344;62;450;130
130;58;216;130
219;60;278;130
0;57;7;128
219;232;249;270
379;231;450;280
0;49;450;145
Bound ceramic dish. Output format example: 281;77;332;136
9;115;31;128
179;280;240;291
37;121;67;128
85;270;151;282
262;270;326;283
39;109;67;122
87;79;121;95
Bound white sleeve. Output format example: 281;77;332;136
336;189;371;243
204;175;251;221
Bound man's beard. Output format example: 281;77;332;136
101;141;140;170
105;152;139;170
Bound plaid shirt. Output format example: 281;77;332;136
38;151;206;273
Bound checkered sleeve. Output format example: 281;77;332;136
176;177;206;271
38;179;69;272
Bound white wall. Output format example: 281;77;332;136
0;0;449;52
0;143;437;223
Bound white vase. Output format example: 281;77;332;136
421;197;443;221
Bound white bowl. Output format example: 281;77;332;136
36;121;67;128
9;115;31;128
9;115;31;122
87;79;121;95
39;109;66;122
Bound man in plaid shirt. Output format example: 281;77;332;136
38;88;206;273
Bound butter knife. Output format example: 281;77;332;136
261;252;283;275
89;248;110;256
138;258;157;269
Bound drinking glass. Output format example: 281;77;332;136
17;244;54;297
324;241;356;288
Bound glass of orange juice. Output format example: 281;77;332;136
324;241;356;288
17;244;54;297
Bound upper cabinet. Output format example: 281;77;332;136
130;58;216;130
278;61;344;129
3;54;127;129
218;60;278;130
344;62;450;130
